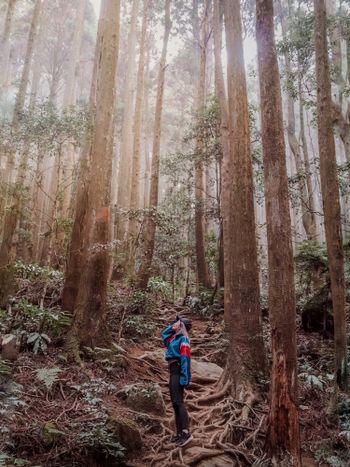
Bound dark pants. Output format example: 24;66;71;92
169;361;189;434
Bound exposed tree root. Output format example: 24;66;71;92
145;386;267;466
142;316;267;466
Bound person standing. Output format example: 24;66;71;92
161;317;193;447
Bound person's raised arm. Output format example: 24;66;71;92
161;324;175;348
179;335;191;387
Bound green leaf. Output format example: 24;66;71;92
35;368;61;390
27;332;40;344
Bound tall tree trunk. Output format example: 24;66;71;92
194;0;211;289
127;0;149;276
0;0;17;92
0;0;43;306
61;4;106;312
142;39;151;208
213;0;230;293
13;0;42;124
61;0;87;218
39;145;64;266
50;0;87;263
297;69;317;238
1;0;42;194
222;0;266;395
66;0;120;350
278;5;317;240
115;0;139;245
136;0;171;289
256;0;301;463
325;0;345;105
314;0;348;390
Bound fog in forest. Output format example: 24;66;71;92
0;0;349;466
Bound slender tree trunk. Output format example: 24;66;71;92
222;0;266;395
50;0;87;263
0;0;43;306
61;5;106;312
193;0;211;289
142;40;151;208
115;0;139;245
213;0;230;294
1;0;42;193
39;146;64;266
61;0;87;218
325;0;345;105
30;150;45;261
256;0;301;463
298;69;317;238
66;0;120;349
127;0;149;276
0;0;17;92
136;0;171;289
13;0;42;124
314;0;348;390
278;3;316;240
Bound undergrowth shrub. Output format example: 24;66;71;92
0;299;71;337
123;315;155;340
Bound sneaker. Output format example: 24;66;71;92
170;433;181;443
176;431;193;447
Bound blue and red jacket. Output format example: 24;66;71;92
161;325;191;387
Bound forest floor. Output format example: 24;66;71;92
0;277;350;466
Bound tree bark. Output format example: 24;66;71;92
193;0;211;289
115;0;139;245
256;0;301;463
61;0;87;218
66;0;120;348
13;0;42;124
127;0;149;276
0;0;43;306
222;0;266;394
61;3;107;312
136;0;172;289
213;0;230;294
297;70;317;239
314;0;348;390
142;39;151;208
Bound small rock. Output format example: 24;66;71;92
107;416;142;453
186;447;236;466
1;334;20;361
121;382;166;415
191;359;223;381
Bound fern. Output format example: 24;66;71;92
300;372;324;390
0;360;12;377
0;453;9;467
27;332;51;354
36;367;61;390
